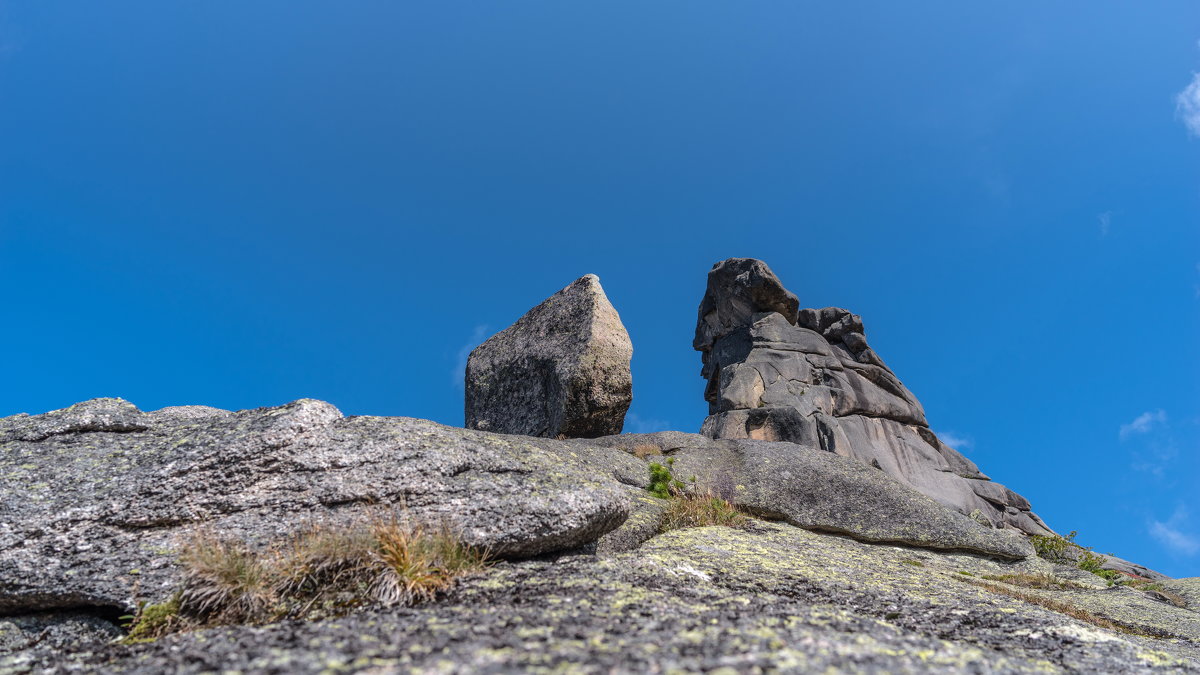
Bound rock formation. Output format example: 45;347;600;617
2;264;1194;672
694;258;1053;535
465;274;633;438
0;398;632;621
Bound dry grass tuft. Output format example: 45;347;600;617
660;491;748;532
630;444;663;459
132;512;489;642
178;533;277;623
370;515;489;606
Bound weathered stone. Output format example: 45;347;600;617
465;274;633;438
693;258;1052;535
11;523;1197;673
590;431;1031;560
694;258;800;355
0;398;633;617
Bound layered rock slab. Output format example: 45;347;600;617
0;398;633;616
694;258;1052;535
466;274;633;438
11;523;1196;673
587;432;1032;560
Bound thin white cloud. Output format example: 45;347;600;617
1176;73;1200;137
1150;506;1200;556
1119;409;1167;440
1097;212;1112;236
450;325;491;390
625;412;672;434
936;431;973;450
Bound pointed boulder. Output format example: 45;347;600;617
466;275;633;438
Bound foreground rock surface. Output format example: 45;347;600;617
694;258;1053;536
7;523;1196;674
465;274;633;438
0;398;633;618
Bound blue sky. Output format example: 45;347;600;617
1;3;1197;577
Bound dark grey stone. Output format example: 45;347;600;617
692;258;1053;536
465;274;633;439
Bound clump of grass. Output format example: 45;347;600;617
132;512;488;643
900;559;926;568
369;516;488;606
178;534;278;623
630;443;663;459
647;458;749;532
980;572;1086;591
660;491;748;532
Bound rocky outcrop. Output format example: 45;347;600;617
694;258;1053;535
466;274;633;438
0;398;634;618
1;397;1190;671
586;432;1031;560
9;523;1197;673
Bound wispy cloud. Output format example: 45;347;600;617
1120;409;1167;440
1177;73;1200;137
625;412;672;434
1097;211;1112;236
1150;506;1200;556
935;430;973;450
450;325;491;390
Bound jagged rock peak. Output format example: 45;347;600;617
692;258;1053;536
694;258;800;353
465;274;633;439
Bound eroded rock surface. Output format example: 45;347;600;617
587;432;1031;560
694;258;1052;535
8;524;1196;674
465;274;633;439
0;398;633;618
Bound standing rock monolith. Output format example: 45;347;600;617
466;274;633;438
694;258;1054;536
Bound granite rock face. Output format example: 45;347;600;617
694;258;1053;536
466;274;633;438
0;398;633;618
586;431;1031;560
10;524;1197;674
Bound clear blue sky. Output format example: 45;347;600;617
1;3;1197;577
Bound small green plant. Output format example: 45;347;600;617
1076;550;1107;574
122;594;187;643
957;571;974;577
900;559;925;568
1029;530;1125;583
648;457;687;499
1029;530;1081;563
